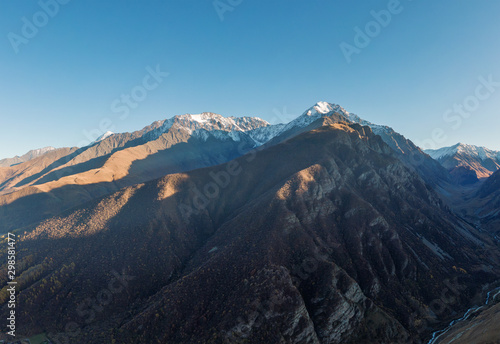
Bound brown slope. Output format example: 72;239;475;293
439;153;500;180
0;114;270;234
26;122;167;187
0;147;79;194
436;152;500;186
0;122;165;194
426;143;500;186
1;122;498;343
0;116;204;196
6;114;269;192
0;126;258;233
0;133;146;197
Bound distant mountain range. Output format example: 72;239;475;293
1;102;499;343
425;143;500;184
0;146;56;167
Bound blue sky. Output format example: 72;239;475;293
1;0;500;159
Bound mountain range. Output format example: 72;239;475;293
0;102;499;343
425;143;500;184
0;102;449;234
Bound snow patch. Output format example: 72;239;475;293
137;101;396;150
190;114;208;123
93;131;114;144
314;101;333;114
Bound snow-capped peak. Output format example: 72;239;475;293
277;102;350;134
91;131;114;145
169;112;268;132
189;114;209;124
0;146;58;166
310;101;349;117
138;101;392;149
30;146;56;156
314;101;335;114
425;143;500;161
277;101;399;149
143;112;272;145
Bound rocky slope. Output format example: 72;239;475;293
425;143;500;184
1;120;498;343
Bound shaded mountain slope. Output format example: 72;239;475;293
345;115;451;189
1;122;498;343
475;170;500;235
0;132;256;234
0;114;270;233
0;147;79;194
441;169;500;237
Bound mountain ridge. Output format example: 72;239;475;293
2;120;498;343
0;146;56;167
425;143;500;184
0;102;455;234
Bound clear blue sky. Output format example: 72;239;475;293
1;0;500;159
